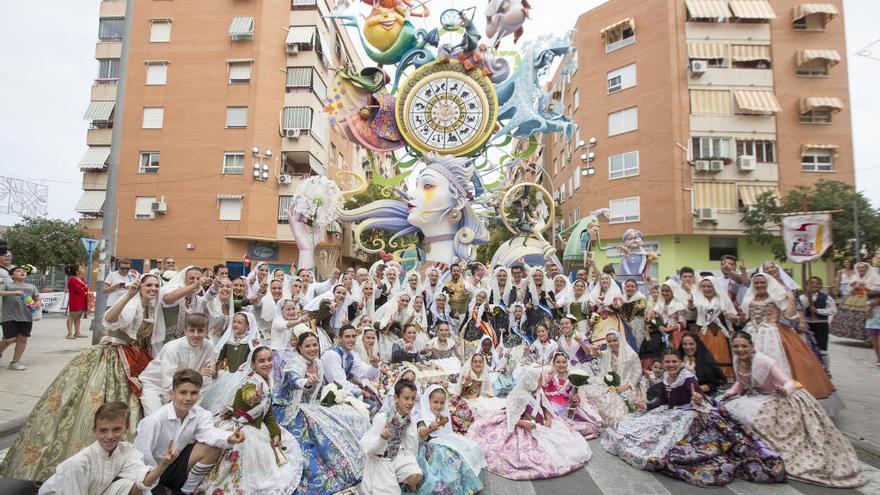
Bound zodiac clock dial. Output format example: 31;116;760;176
396;60;498;156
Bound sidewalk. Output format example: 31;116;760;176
0;319;879;457
0;316;91;436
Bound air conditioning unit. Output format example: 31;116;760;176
695;160;711;172
287;44;300;54
737;155;756;172
689;59;708;77
285;128;301;139
278;174;293;185
709;160;725;172
695;207;718;222
151;201;167;214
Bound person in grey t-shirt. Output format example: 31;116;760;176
0;265;41;370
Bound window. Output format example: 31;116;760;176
608;107;638;136
793;17;807;30
142;107;164;129
574;207;581;222
98;17;124;41
226;107;248;128
609;151;639;179
219;198;242;221
139;152;160;174
145;63;167;85
800;109;832;124
150;20;171;43
607;63;636;94
223;152;245;174
291;0;318;10
605;23;635;53
573;167;581;189
135;197;156;219
802;149;833;171
568;176;573;197
573;88;580;111
609;196;640;223
278;196;292;224
736;140;775;163
98;58;119;80
228;17;254;41
553;156;558;175
560;182;566;202
229;62;251;83
708;237;738;261
286;67;327;99
796;59;828;77
692;137;732;160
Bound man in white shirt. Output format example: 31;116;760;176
102;258;137;309
322;325;380;402
40;401;176;495
139;314;215;415
134;369;244;495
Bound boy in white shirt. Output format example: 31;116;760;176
134;369;245;495
139;314;215;415
359;379;423;494
39;401;176;495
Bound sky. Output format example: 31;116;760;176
0;0;877;227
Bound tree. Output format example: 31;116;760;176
742;180;880;262
2;217;92;273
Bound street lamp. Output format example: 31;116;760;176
251;146;273;181
574;137;598;176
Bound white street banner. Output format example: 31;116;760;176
782;213;832;263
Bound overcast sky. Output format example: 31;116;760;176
0;0;876;227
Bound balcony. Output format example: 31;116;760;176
689;67;774;89
82;171;109;190
79;217;104;232
690;114;776;135
685;22;770;42
91;81;118;100
87;128;113;146
95;41;122;59
99;0;126;17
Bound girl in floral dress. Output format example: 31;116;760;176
541;352;602;438
447;353;503;433
201;346;302;495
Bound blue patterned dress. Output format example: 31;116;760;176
272;350;367;494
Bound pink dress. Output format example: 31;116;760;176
541;375;601;439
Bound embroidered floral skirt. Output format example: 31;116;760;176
413;442;483;495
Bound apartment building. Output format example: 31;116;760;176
545;0;850;279
74;0;373;274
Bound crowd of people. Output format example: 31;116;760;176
0;253;869;494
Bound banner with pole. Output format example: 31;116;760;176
781;213;833;263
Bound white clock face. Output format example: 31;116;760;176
397;61;496;156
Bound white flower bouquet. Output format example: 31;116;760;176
289;176;344;228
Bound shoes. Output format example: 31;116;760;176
8;362;26;371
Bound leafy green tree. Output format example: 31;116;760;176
3;217;92;273
742;180;880;262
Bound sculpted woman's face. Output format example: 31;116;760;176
407;168;455;228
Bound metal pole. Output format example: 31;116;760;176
90;0;134;344
854;197;861;263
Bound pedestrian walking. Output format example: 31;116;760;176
0;265;41;370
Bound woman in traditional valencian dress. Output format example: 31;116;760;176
602;349;786;487
678;332;725;395
581;329;641;427
0;274;159;481
542;352;602;438
200;346;303;495
447;353;503;432
832;261;880;341
587;273;631;349
460;288;496;357
272;331;367;494
689;276;737;379
741;273;835;402
618;279;648;351
721;332;865;488
467;365;592;480
647;279;689;350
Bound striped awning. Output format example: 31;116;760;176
278;196;292;220
694;182;737;211
217;194;243;200
738;185;780;206
286;26;317;45
75;190;106;214
730;44;771;62
729;0;776;20
793;3;838;22
78;146;111;169
292;0;317;6
734;90;781;113
309;154;326;175
688;42;727;59
686;0;730;19
599;18;635;39
286;67;312;87
282;106;312;130
226;58;254;64
797;49;841;67
83;101;115;121
690;90;731;115
228;17;254;37
799;97;844;113
801;143;839;155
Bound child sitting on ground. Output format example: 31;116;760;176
39;401;177;494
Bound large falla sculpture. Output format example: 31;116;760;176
290;1;581;275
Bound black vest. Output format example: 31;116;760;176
808;292;829;321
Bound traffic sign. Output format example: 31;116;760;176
81;237;100;256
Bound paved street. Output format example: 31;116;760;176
1;317;879;494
